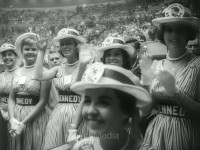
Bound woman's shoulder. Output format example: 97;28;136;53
72;137;94;150
189;54;200;66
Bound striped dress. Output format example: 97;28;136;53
0;70;16;150
42;63;83;150
10;69;50;150
144;55;200;150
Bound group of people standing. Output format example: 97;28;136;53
0;3;200;150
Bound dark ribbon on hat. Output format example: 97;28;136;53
67;30;79;36
113;39;125;45
103;68;135;85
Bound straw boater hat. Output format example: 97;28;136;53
152;3;200;29
0;43;19;61
15;32;39;58
0;43;18;55
71;62;152;108
97;37;135;57
53;28;86;44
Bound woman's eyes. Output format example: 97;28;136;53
24;48;37;51
165;28;173;33
98;99;110;106
60;43;65;47
84;97;92;105
60;42;72;47
105;52;120;57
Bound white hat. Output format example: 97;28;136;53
71;62;152;108
0;43;19;60
0;43;17;55
15;32;39;58
53;28;86;44
97;37;135;57
152;3;200;30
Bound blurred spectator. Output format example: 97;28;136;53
187;37;200;56
48;50;62;68
125;38;141;79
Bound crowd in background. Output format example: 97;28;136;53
0;0;193;47
0;0;200;150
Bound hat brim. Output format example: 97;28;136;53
0;48;15;54
97;45;135;57
0;48;18;61
53;35;86;44
15;33;38;58
71;82;152;108
152;17;200;29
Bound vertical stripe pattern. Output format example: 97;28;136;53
42;63;88;149
9;69;50;150
144;55;200;150
0;70;18;150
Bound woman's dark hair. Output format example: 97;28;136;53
156;23;197;44
58;38;79;59
101;49;132;70
113;89;137;118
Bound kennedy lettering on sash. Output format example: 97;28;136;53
15;94;39;105
58;90;81;103
16;98;33;105
158;104;186;117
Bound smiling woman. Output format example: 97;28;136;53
8;32;52;150
71;63;154;150
0;43;19;150
33;28;90;149
140;3;200;150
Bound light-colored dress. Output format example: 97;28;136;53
10;69;50;150
0;70;16;150
144;55;200;150
0;71;14;120
42;64;83;150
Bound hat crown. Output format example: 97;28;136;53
102;37;125;48
163;3;191;18
57;28;80;37
82;63;135;85
0;43;15;51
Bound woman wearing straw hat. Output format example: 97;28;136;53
98;36;136;70
68;36;151;144
33;28;92;149
8;32;51;150
141;3;200;150
71;63;154;150
0;43;19;150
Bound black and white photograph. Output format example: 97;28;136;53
0;0;200;149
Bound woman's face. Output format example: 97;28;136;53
22;43;38;65
60;38;77;58
1;50;17;68
82;88;128;136
104;49;124;67
163;23;188;48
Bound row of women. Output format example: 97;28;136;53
0;3;200;150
